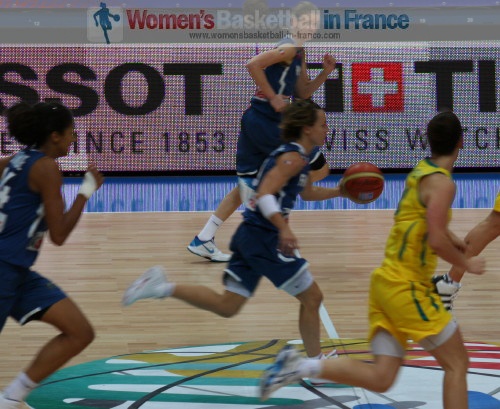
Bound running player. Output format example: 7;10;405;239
259;111;486;409
188;1;335;261
124;100;344;362
0;102;104;409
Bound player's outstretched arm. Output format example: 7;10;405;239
299;176;344;201
448;209;500;282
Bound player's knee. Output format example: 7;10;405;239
218;308;238;318
312;291;324;310
217;303;243;318
69;320;95;351
441;351;469;374
371;377;394;393
310;284;324;308
300;285;323;310
81;324;96;348
459;354;470;373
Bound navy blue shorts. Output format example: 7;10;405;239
0;260;67;329
224;223;310;297
236;108;325;176
236;108;281;176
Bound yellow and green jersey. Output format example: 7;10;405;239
381;158;452;281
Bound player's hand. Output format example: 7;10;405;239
87;164;104;190
322;54;337;75
279;226;299;256
78;164;104;199
270;94;290;113
448;231;466;252
338;178;347;197
465;256;486;275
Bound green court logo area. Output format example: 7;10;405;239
27;339;500;409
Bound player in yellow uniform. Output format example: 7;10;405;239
434;192;499;309
367;158;457;347
259;111;486;409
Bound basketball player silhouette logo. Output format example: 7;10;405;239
93;2;120;44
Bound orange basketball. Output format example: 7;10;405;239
341;162;384;204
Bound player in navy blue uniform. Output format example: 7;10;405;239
0;102;104;409
124;99;344;360
188;1;335;262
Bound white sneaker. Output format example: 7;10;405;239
0;394;22;409
432;274;461;311
187;236;231;262
122;266;167;306
260;346;304;401
308;349;338;386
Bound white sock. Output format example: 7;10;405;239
300;359;322;378
198;215;223;242
156;282;176;298
4;372;38;401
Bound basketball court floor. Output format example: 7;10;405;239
0;174;497;409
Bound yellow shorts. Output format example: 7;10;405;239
368;267;452;349
494;192;500;213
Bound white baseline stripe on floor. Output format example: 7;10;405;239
319;302;339;339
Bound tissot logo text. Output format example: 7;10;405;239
0;59;497;116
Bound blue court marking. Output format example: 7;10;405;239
468;391;500;409
62;174;499;213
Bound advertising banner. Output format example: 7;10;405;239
0;43;498;171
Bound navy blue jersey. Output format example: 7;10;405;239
236;108;322;177
243;142;309;230
250;36;303;121
0;148;48;267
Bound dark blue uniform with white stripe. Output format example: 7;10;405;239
243;143;309;230
0;148;66;329
225;143;312;297
236;36;303;177
0;149;47;267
